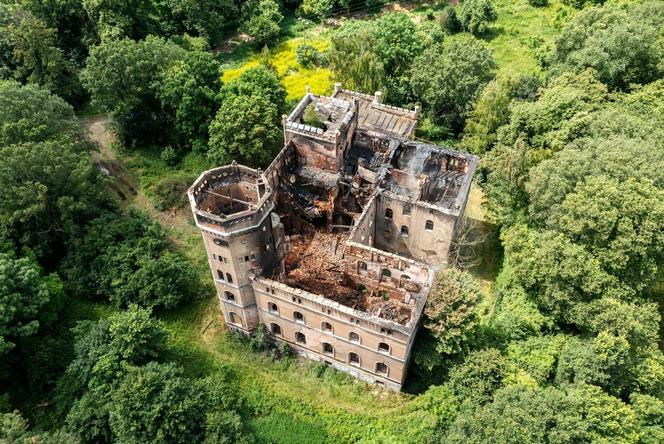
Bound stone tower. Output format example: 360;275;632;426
188;163;282;333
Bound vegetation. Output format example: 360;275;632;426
2;0;664;443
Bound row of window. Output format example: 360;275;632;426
384;209;434;231
267;303;392;354
216;270;234;284
270;324;389;375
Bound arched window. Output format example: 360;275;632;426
322;342;334;355
357;261;368;273
216;270;225;281
375;362;388;375
322;321;333;333
402;204;411;215
224;291;235;302
400;225;409;236
349;352;360;366
425;220;434;231
378;342;390;354
268;302;278;314
226;273;233;283
294;311;304;324
349;332;360;343
229;312;240;325
381;268;391;280
295;332;306;344
270;323;282;336
385;208;393;219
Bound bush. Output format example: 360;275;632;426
151;173;197;211
528;0;548;6
296;44;320;68
297;0;334;20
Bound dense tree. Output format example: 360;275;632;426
157;0;238;46
457;0;498;35
81;36;185;145
0;139;106;261
410;35;496;132
423;268;481;356
448;348;508;406
371;13;423;103
220;65;286;115
0;5;82;104
64;209;198;309
546;176;664;292
550;2;664;91
328;21;386;94
297;0;334;20
158;50;222;152
240;0;282;46
83;0;159;41
445;383;640;443
109;362;206;443
1;410;80;443
0;80;85;146
0;251;64;356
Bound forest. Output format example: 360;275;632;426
0;0;663;442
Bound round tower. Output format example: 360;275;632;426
188;163;277;333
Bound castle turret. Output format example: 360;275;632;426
188;163;279;333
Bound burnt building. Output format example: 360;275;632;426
188;84;478;390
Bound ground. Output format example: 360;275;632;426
75;2;571;440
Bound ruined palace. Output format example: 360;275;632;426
188;84;478;390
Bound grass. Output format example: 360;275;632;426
485;0;576;77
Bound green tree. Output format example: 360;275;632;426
546;176;664;293
109;362;206;443
208;93;281;167
297;0;334;20
64;209;198;309
240;0;282;46
81;36;185;146
1;6;82;104
83;0;158;41
1;410;80;443
328;21;386;94
221;65;286;115
157;0;238;46
0;140;106;260
371;13;423;103
424;268;482;356
448;348;508;406
457;0;498;35
158;50;222;152
410;35;496;132
0;251;64;356
0;80;85;146
551;2;664;91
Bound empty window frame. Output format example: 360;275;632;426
295;332;306;344
224;291;235;302
375;362;388;375
400;225;409;236
321;321;333;333
349;332;360;343
402;204;411;216
385;208;393;219
270;323;282;336
226;273;233;284
322;342;334;355
293;311;305;324
229;312;240;325
349;352;360;366
378;342;390;354
268;302;279;314
425;220;434;231
357;261;368;273
381;268;392;279
216;270;225;281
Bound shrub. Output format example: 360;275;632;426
296;44;320;68
151;173;197;211
529;0;548;6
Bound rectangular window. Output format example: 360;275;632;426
226;273;233;284
216;270;224;281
